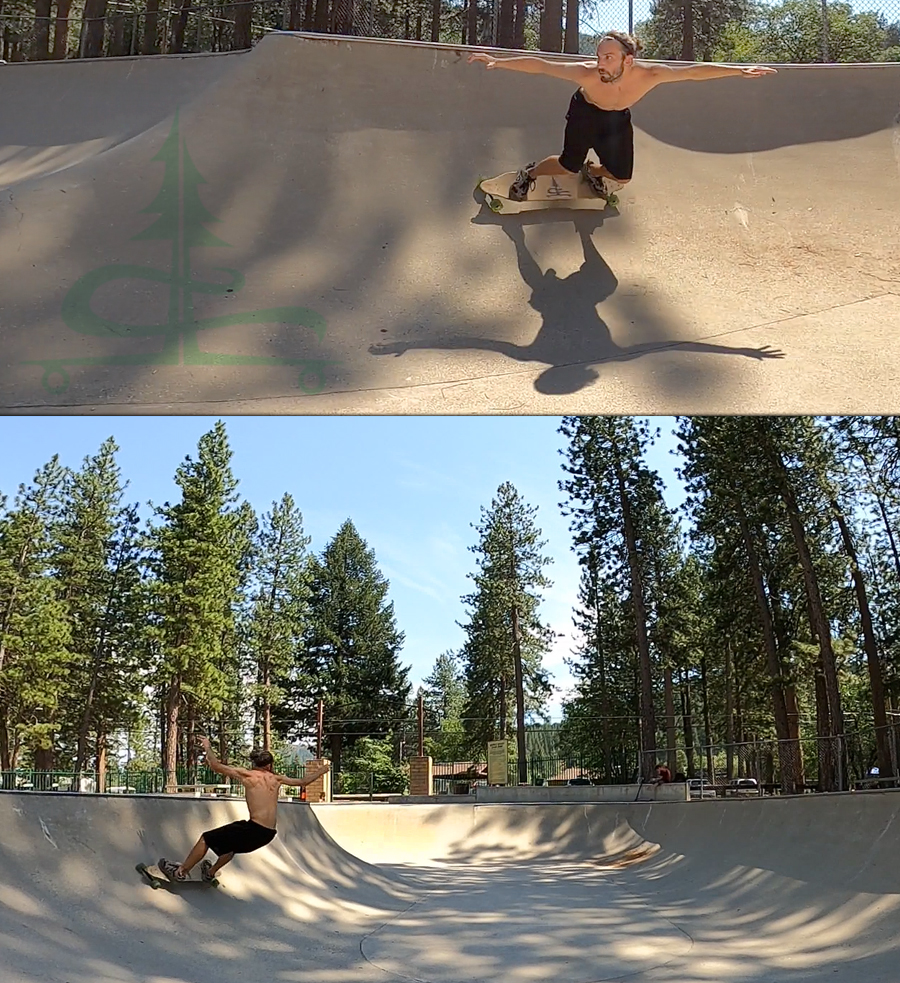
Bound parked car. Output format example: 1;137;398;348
566;777;593;786
688;778;716;799
727;778;760;796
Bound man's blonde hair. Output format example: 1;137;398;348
597;31;642;57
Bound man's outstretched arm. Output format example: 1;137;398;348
650;62;777;82
276;761;331;788
468;51;591;82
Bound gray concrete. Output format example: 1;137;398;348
1;34;899;412
475;781;688;801
3;788;900;982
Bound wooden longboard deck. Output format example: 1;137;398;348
136;862;219;889
478;171;615;214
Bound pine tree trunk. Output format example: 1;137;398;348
832;502;891;775
313;0;328;31
563;0;578;52
430;0;441;40
725;640;734;779
232;0;253;49
0;709;10;774
97;734;107;792
612;448;656;777
263;664;272;749
75;666;100;775
466;0;477;47
142;0;161;53
736;503;800;792
171;0;193;51
498;674;507;741
497;0;513;46
701;657;714;780
32;0;52;58
681;672;695;776
539;0;562;52
875;495;900;579
663;664;677;775
329;731;342;778
165;680;180;791
680;0;693;60
513;0;524;47
53;0;73;58
775;464;844;785
80;0;107;57
814;660;833;789
511;603;527;784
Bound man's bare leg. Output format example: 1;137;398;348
583;161;631;185
528;156;631;185
175;835;209;877
527;155;572;178
208;852;235;878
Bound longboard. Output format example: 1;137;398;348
136;860;219;890
477;170;618;214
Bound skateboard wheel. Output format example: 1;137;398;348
489;200;502;213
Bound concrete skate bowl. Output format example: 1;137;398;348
4;790;900;983
1;34;899;412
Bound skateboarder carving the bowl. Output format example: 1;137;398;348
468;31;776;201
159;736;331;882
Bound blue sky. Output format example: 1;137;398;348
0;416;686;720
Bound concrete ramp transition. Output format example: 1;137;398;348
1;34;899;413
2;789;900;982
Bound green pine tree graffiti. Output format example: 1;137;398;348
24;111;335;395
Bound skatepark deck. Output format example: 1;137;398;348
2;789;900;982
1;33;899;413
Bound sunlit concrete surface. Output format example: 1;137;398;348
3;791;900;982
1;33;899;412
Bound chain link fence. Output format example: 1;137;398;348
1;0;898;62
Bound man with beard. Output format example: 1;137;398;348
468;32;776;201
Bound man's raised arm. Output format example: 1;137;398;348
276;761;331;788
198;736;252;780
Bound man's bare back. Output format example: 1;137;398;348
199;736;331;828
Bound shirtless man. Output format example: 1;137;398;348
468;31;776;201
159;736;331;881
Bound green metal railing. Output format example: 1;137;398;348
0;763;308;794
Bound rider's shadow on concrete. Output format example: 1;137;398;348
369;211;784;396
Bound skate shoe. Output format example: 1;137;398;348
508;162;536;201
158;858;187;881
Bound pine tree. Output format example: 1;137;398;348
289;520;411;775
459;482;554;780
560;545;641;782
422;650;468;762
559;416;661;778
53;438;146;784
0;458;72;777
145;421;251;789
245;493;312;750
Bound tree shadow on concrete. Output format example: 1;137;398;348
369;211;784;396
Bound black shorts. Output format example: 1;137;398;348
202;819;277;856
559;89;634;181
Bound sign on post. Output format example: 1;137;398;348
487;740;508;786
